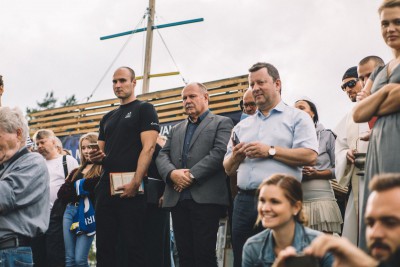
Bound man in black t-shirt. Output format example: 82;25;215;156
90;66;160;267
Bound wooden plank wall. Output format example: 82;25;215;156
28;75;248;137
27;74;347;196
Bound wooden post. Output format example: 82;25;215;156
142;0;155;94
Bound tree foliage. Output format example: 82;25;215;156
26;91;77;114
60;94;77;107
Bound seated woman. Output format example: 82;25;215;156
58;132;102;267
242;174;333;267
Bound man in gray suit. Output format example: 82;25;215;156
156;82;234;267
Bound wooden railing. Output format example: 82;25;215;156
28;75;248;137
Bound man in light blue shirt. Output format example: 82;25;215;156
223;62;318;267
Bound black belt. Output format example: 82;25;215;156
237;188;257;196
0;235;31;250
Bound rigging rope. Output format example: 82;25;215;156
154;15;188;85
83;10;147;103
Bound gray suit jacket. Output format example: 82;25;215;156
156;112;233;208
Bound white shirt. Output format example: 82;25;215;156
46;155;79;209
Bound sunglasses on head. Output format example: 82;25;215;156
341;78;359;91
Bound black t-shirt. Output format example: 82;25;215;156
99;100;160;176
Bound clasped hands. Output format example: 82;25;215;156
232;142;270;160
302;166;318;181
170;169;193;192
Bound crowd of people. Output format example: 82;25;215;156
0;0;400;266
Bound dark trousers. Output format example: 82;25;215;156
31;210;65;267
171;199;225;267
145;204;171;267
232;193;263;267
95;182;146;267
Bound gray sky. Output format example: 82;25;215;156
0;0;391;129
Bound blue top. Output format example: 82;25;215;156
242;222;333;267
225;101;318;189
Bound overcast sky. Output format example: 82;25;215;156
0;0;391;129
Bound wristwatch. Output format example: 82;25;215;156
268;146;276;159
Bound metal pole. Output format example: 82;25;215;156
142;0;155;94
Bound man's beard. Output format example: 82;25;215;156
369;240;392;261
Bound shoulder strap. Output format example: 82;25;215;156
324;129;337;139
62;155;68;178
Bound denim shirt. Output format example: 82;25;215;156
242;222;333;267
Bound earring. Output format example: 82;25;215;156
293;213;297;216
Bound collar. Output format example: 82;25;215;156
256;100;286;118
188;110;209;124
2;147;29;170
260;222;309;263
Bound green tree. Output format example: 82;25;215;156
60;94;77;107
26;91;77;114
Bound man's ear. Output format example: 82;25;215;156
16;128;23;141
204;93;209;103
275;79;282;94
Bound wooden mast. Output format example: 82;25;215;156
99;1;203;94
142;0;155;94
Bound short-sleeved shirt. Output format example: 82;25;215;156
99;100;160;177
224;101;318;190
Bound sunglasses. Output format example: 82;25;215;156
341;79;359;91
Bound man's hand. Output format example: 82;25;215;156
170;169;193;192
118;178;142;198
158;195;164;208
272;246;297;267
231;142;247;162
346;149;356;164
0;85;4;96
303;235;378;267
88;148;105;164
243;142;269;159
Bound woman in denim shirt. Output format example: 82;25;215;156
242;174;333;267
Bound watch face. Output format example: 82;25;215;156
269;147;276;156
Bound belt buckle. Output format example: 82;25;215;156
0;236;18;250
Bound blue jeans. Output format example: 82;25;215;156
0;247;33;267
63;204;94;267
232;193;263;267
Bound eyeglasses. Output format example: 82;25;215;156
244;102;256;108
341;79;359;91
